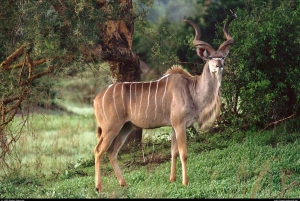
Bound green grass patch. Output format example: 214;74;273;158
1;116;299;198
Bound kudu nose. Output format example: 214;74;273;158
216;64;223;68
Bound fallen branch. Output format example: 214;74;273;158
263;113;296;130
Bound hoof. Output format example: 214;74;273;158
120;182;127;187
96;187;102;193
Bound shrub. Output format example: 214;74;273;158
219;0;300;129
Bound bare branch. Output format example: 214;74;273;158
0;45;24;70
3;58;46;70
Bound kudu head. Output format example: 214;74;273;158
183;12;237;76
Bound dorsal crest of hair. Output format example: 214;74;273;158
165;65;193;77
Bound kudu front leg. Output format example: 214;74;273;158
173;125;188;186
170;128;179;182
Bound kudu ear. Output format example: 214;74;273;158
196;47;210;60
220;45;230;58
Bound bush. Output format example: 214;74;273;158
220;0;300;129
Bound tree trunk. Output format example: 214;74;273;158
97;0;142;145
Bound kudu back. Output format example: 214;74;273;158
93;13;236;192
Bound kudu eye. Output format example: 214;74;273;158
208;56;213;60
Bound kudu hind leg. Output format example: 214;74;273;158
94;137;104;192
170;128;179;182
94;128;119;192
107;123;133;187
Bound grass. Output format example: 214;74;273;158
1;107;96;177
1;109;299;198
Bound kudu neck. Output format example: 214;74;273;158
195;63;221;100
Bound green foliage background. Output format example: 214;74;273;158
219;0;300;129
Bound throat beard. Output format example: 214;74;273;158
217;67;223;87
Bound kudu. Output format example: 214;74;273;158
93;13;236;192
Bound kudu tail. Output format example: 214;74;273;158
97;126;102;139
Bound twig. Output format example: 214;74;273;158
151;142;155;160
18;65;56;87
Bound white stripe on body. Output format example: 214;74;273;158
121;83;126;115
162;76;169;115
138;83;144;117
134;84;137;116
130;83;133;116
113;84;120;120
154;80;159;119
145;81;152;118
158;74;170;81
102;84;113;120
